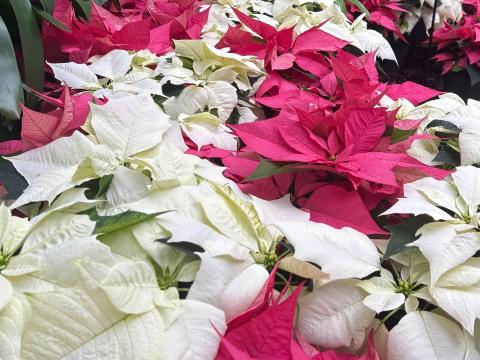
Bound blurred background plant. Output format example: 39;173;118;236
0;0;110;142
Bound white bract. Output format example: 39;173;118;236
48;42;265;152
384;166;480;334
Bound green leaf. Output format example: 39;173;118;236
0;157;28;200
347;0;370;17
38;0;55;13
391;128;416;144
466;65;480;87
155;239;204;257
83;174;114;199
335;0;347;14
0;16;24;119
8;0;44;107
97;174;114;196
73;0;91;20
426;120;460;131
384;215;431;259
433;145;460;166
93;0;109;4
94;211;167;235
33;7;71;32
246;158;300;181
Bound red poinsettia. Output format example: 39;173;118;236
346;0;407;40
216;8;347;73
222;52;448;235
42;0;209;63
0;87;92;155
215;267;380;360
432;1;480;74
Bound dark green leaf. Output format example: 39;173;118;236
38;0;55;13
383;216;431;259
83;174;114;199
8;0;44;107
246;158;300;181
426;120;460;131
93;0;108;4
94;211;168;235
335;0;347;14
79;206;98;220
155;239;204;257
246;158;281;181
391;128;416;144
347;0;370;17
73;0;91;20
466;65;480;87
0;158;28;200
433;145;460;166
33;7;71;32
0;16;24;119
97;174;113;197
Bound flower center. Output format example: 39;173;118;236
0;254;7;273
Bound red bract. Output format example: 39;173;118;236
379;81;443;105
227;106;448;233
432;1;480;73
42;0;208;62
346;0;406;40
215;268;380;360
222;54;450;234
0;87;92;155
216;9;347;72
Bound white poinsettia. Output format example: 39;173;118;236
49;49;165;98
0;205;30;311
8;132;98;208
388;311;480;360
356;247;435;315
383;166;480;334
3;212;112;291
442;98;480;165
20;257;226;360
8;93;174;209
49;41;264;152
274;220;380;280
1;181;228;359
357;268;418;314
380;93;465;125
383;93;480;167
297;279;376;350
187;251;268;321
178;112;237;151
173;39;264;90
402;0;463;34
162;81;238;122
272;0;334;32
100;149;380;321
430;258;480;335
88;92;173;158
349;15;397;62
151;40;265;149
383;166;480;226
0;294;30;360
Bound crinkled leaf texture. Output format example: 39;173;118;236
274;222;380;280
388;311;480;360
20;282;166;360
0;295;30;360
161;300;226;360
90;93;171;159
8;132;96;208
297;280;376;350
